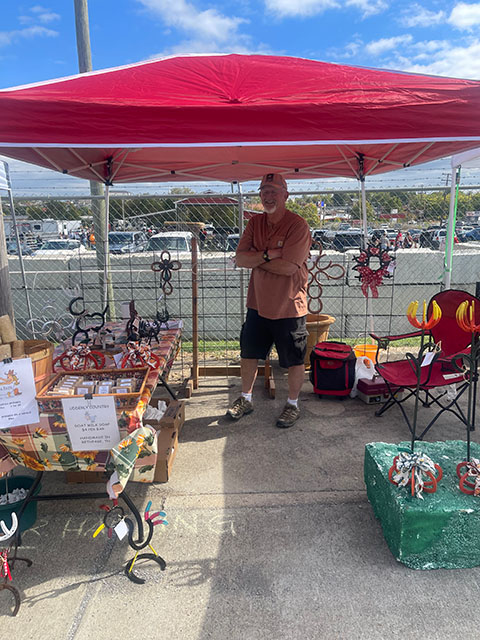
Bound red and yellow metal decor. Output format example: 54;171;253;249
455;299;480;493
406;299;442;330
456;300;480;334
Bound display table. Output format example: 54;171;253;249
0;325;182;492
54;322;182;376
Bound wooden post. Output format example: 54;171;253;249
191;235;199;388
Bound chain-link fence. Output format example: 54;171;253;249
2;186;480;370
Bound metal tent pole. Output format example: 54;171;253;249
236;183;245;324
360;178;368;244
444;166;460;290
4;164;35;334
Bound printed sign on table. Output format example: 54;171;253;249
62;395;120;451
0;357;39;429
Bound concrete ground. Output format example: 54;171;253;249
2;367;480;639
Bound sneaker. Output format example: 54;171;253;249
227;396;253;420
276;403;300;428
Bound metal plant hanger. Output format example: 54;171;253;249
307;240;345;314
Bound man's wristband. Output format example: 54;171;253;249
263;251;270;262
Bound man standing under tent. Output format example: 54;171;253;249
227;173;312;428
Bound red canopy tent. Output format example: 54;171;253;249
1;53;480;185
1;53;480;316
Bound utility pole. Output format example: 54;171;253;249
73;0;114;317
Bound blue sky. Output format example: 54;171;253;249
1;1;480;193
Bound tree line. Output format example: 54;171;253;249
4;188;480;230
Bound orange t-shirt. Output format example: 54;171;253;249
237;209;311;320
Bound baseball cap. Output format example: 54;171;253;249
259;173;288;191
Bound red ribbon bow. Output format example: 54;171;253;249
121;341;160;370
66;344;91;369
357;266;387;298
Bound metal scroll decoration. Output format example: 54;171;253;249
352;244;393;299
0;511;32;616
457;458;480;495
126;301;163;344
150;250;182;327
307;240;346;314
26;302;75;342
68;296;110;345
92;499;167;585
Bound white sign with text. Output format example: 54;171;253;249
62;395;120;451
0;357;39;429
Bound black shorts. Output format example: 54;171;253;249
240;308;307;368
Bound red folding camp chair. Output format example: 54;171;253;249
371;289;480;440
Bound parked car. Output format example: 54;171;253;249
456;226;475;241
108;231;148;254
420;228;458;250
332;230;363;252
33;239;88;256
311;229;333;249
463;228;480;242
224;234;240;252
146;231;193;255
212;226;238;249
6;240;34;256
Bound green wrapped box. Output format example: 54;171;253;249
365;440;480;570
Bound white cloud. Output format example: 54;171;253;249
346;0;388;17
137;0;246;44
19;5;60;25
395;39;480;78
0;26;58;48
333;31;480;79
149;39;274;57
399;4;446;27
265;0;386;17
37;11;60;24
264;0;339;17
365;34;413;56
449;2;480;30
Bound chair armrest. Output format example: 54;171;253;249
370;330;423;349
436;347;472;371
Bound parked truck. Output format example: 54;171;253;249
4;217;81;240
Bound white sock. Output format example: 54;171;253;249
241;392;252;402
287;398;298;408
